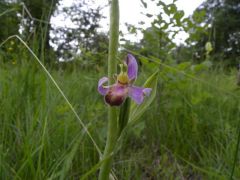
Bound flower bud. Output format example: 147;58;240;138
205;42;213;53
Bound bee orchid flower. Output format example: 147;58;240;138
98;54;152;106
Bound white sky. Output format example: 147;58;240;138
51;0;205;44
98;0;205;43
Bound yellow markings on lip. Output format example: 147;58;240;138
117;63;129;84
117;72;129;84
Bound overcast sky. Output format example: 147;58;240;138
99;0;204;27
51;0;205;43
98;0;205;43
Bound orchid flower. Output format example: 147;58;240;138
98;54;152;106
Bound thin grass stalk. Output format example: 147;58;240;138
98;0;119;179
230;117;240;179
0;35;102;157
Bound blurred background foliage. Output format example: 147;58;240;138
0;0;240;67
1;0;240;179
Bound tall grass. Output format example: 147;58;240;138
1;40;240;179
113;67;240;179
0;55;105;179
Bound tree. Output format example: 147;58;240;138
122;0;190;63
0;0;20;42
0;0;60;63
188;0;240;65
20;0;60;63
1;0;107;65
51;0;105;62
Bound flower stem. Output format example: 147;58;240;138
99;0;119;179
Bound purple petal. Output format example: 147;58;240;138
128;86;152;104
126;54;138;81
98;77;109;95
143;88;152;96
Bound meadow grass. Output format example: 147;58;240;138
0;53;240;179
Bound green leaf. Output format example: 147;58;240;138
161;23;169;30
163;6;170;16
146;13;153;18
139;57;156;69
168;4;177;14
80;153;113;180
59;137;81;180
174;10;184;20
118;97;131;136
132;121;146;138
129;70;159;125
157;1;166;7
140;0;147;8
177;62;191;70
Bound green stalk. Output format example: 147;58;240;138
99;0;119;179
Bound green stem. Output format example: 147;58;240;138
99;0;119;179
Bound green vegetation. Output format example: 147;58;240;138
1;45;240;179
1;0;240;179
